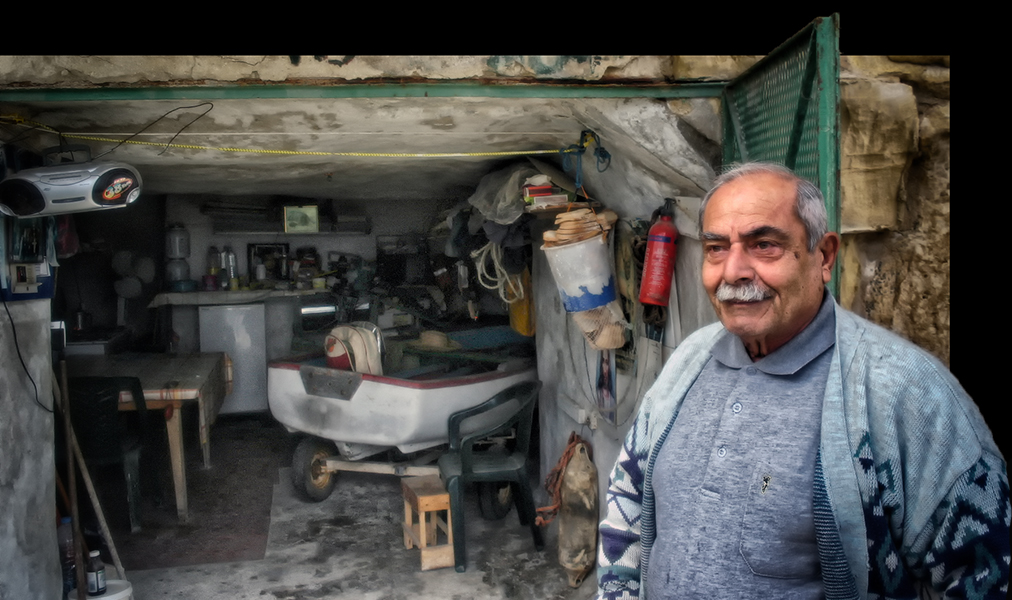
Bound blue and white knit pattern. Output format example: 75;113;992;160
857;430;1009;600
599;417;649;600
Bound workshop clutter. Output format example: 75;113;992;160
542;208;627;350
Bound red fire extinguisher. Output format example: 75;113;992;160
639;198;678;306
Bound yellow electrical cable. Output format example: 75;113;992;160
1;115;579;159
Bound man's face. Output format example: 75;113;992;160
701;172;838;357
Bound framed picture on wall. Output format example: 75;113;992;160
284;205;319;233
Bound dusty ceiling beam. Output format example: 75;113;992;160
0;82;726;103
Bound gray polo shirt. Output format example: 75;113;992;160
646;291;835;600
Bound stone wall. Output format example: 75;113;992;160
837;56;951;364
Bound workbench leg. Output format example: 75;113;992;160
198;395;211;469
404;499;413;549
165;409;189;522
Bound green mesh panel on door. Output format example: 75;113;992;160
722;36;820;181
721;15;840;294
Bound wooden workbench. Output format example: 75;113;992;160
66;353;229;522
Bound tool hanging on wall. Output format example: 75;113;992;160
560;130;611;198
456;260;478;320
535;432;598;588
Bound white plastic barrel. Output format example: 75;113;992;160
541;235;616;312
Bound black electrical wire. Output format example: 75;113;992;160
2;297;52;413
0;122;44;147
93;101;214;159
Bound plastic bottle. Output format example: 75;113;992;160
86;549;106;596
639;198;679;306
224;246;237;281
57;517;76;597
165;223;190;259
222;246;237;290
206;245;221;276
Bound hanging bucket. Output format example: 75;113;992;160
542;235;616;312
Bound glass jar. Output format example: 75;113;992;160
86;549;106;596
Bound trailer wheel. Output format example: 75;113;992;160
478;481;514;520
292;437;337;502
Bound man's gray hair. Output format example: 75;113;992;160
698;162;828;252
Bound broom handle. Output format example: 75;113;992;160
56;364;128;584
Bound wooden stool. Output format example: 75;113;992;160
402;474;454;570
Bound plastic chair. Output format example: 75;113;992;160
67;376;149;533
437;380;544;572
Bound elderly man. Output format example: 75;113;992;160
597;163;1008;599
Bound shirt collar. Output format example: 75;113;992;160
711;288;836;374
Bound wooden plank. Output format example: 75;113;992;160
326;459;438;477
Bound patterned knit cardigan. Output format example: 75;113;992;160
597;304;1009;600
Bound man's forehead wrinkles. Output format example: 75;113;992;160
700;225;789;243
741;225;790;240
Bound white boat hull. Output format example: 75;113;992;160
268;356;537;454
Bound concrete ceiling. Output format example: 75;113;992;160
0;96;613;201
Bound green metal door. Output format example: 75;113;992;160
721;14;841;295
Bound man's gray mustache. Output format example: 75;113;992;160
715;280;772;302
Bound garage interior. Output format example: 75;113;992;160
0;46;961;600
2;70;724;599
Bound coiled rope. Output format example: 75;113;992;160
470;241;523;304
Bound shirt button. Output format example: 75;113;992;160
717;447;727;458
746;367;757;375
732;402;742;413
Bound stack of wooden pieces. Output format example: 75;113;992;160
542;209;618;247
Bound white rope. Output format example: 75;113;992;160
470;241;524;304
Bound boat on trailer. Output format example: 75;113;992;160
267;325;537;503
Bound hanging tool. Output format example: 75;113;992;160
536;432;598;588
560;130;611;198
456;260;478;320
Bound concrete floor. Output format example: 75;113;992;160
125;470;593;600
99;416;596;600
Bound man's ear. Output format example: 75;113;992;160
818;232;840;284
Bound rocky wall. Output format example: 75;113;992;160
838;56;950;365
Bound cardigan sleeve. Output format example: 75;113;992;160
846;309;1010;599
596;412;651;600
915;450;1009;599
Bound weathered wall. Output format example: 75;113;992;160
837;56;951;364
0;55;757;87
0;299;60;600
